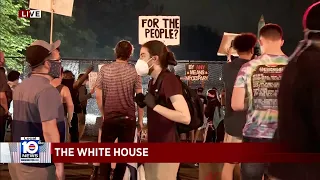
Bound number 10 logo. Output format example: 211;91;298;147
22;141;39;154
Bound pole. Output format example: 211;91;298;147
50;0;54;43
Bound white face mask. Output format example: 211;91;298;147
135;59;151;76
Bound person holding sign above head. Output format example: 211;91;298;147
221;33;257;180
134;40;191;180
231;24;288;180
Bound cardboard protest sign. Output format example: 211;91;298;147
88;72;98;90
217;32;240;57
138;16;180;46
29;0;74;17
185;63;209;81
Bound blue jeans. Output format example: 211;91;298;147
241;136;272;180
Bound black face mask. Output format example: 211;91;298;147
48;61;62;78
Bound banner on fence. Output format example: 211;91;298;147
138;16;180;46
185;63;209;81
88;72;98;90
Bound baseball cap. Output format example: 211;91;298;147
303;1;320;30
26;40;61;68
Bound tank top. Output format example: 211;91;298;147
56;84;68;116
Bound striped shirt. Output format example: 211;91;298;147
96;61;142;120
234;54;288;139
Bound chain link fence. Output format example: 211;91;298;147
7;57;226;115
7;57;226;136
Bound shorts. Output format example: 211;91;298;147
144;163;180;180
223;133;242;143
8;164;55;180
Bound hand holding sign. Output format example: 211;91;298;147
139;16;180;46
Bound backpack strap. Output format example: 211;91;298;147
153;70;169;101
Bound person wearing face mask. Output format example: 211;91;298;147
8;40;65;180
231;24;288;180
267;2;320;180
134;40;191;180
77;73;94;140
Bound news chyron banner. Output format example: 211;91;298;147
0;137;51;163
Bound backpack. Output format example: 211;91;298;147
151;70;204;134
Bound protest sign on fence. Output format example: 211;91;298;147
88;72;97;90
185;63;209;81
138;16;180;46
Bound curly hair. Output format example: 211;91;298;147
233;33;257;53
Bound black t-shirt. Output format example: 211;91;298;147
222;58;248;137
268;44;320;180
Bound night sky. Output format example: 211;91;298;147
149;0;317;54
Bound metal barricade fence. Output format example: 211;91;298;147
6;57;226;122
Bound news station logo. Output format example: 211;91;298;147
20;137;42;163
18;9;41;19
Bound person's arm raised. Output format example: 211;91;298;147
73;66;93;90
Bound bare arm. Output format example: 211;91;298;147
62;86;74;123
153;94;191;125
73;66;93;90
42;119;60;143
0;92;8;114
135;75;144;125
95;87;104;119
231;87;246;111
232;65;248;111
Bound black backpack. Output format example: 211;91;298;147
151;70;204;134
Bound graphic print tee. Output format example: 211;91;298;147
234;54;288;139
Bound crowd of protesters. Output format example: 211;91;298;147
0;1;319;180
